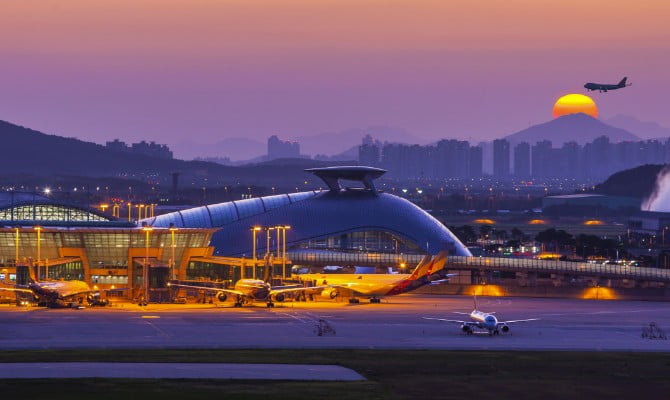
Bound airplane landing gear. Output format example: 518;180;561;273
370;297;381;304
266;302;275;308
348;298;360;304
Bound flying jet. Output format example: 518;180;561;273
584;77;631;92
297;251;453;304
423;295;538;335
0;269;109;309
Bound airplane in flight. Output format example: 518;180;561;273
0;267;109;309
297;251;452;304
423;295;538;335
584;77;631;92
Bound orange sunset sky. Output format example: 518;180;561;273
1;0;669;158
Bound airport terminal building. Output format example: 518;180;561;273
0;167;469;300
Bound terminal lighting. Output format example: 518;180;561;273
583;219;604;225
43;188;51;195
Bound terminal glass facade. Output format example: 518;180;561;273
0;204;110;223
294;230;423;254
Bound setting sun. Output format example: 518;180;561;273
552;94;598;118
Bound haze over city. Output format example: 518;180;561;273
2;0;670;160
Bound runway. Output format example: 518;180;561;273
0;295;669;351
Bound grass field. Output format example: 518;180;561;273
0;349;668;399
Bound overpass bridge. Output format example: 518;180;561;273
285;251;670;284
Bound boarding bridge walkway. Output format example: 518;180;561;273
285;251;670;283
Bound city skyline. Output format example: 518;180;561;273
1;0;669;159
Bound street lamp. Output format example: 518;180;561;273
250;226;262;279
137;204;145;220
14;226;19;267
281;225;291;279
142;225;153;304
266;227;275;259
127;202;133;221
169;223;178;280
34;226;42;279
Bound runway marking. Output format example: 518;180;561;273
140;316;160;319
540;309;658;317
142;320;171;339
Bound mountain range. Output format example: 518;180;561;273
604;114;670;140
172;126;428;161
0;120;353;187
503;113;640;146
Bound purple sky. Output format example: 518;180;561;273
1;1;669;159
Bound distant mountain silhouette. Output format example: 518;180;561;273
0;119;345;187
605;114;670;140
295;126;427;156
503;113;639;145
173;137;264;161
593;164;663;199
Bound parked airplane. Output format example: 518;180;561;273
0;276;109;309
423;295;538;335
584;77;630;92
167;279;327;308
297;251;452;303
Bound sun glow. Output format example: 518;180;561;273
552;94;598;118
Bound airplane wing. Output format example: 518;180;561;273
0;287;33;294
167;282;245;296
269;285;329;296
499;318;539;324
428;274;458;285
452;311;470;315
422;317;470;324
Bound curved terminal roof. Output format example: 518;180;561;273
0;192;132;227
144;189;470;257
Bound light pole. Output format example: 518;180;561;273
282;225;291;279
127;202;133;221
250;226;261;279
169;223;177;280
34;226;42;280
14;226;19;267
265;227;273;259
142;225;153;304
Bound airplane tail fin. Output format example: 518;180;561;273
408;251;448;280
618;77;628;87
16;265;36;286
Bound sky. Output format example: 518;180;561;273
1;0;669;158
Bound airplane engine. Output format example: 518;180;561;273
501;325;509;333
274;293;286;302
461;325;472;333
321;288;339;299
217;292;228;302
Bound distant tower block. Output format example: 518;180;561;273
171;172;180;194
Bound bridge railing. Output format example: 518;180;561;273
285;250;670;283
448;256;670;282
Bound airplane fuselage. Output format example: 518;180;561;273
298;273;428;297
469;310;498;331
234;279;271;300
